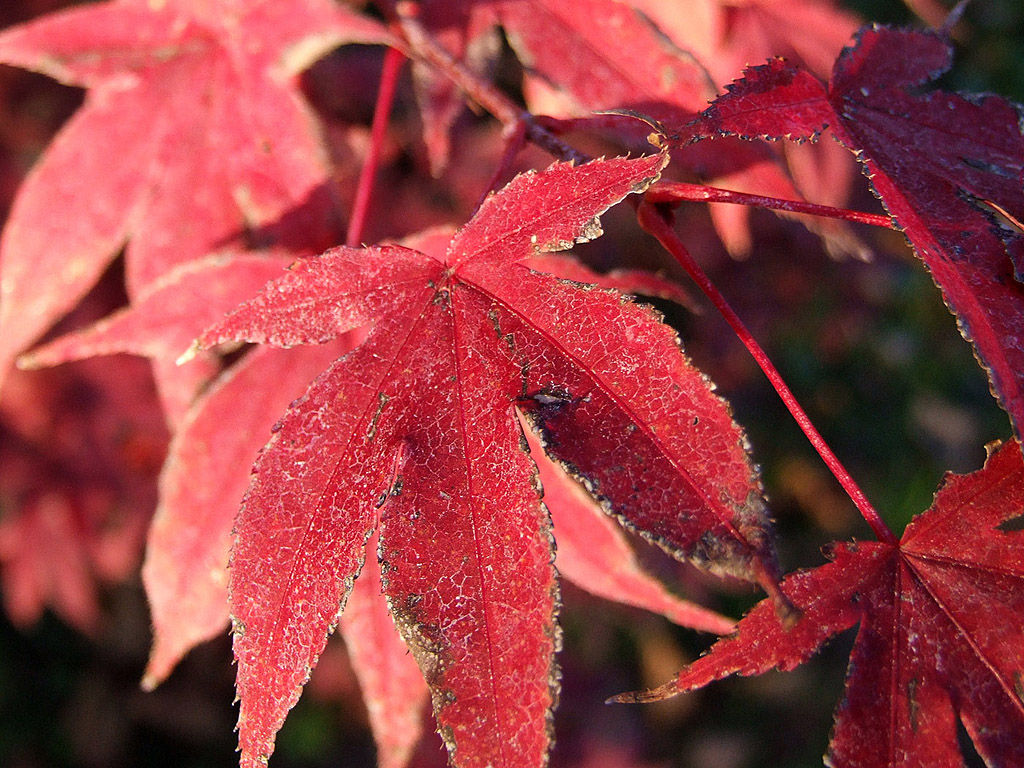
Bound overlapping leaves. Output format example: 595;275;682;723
193;154;777;768
0;0;388;385
3;3;1024;768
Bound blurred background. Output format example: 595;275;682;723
0;1;1019;766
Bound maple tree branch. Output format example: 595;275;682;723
637;201;898;545
647;181;895;229
393;3;588;165
347;45;405;247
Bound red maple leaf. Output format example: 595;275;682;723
0;0;389;384
126;203;731;768
617;438;1024;767
673;25;1024;435
142;339;359;689
140;336;731;768
520;415;733;635
132;233;711;691
190;154;778;768
409;0;713;126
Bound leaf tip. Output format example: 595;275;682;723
606;677;681;705
14;351;41;370
140;670;160;693
176;341;200;366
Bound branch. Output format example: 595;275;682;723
393;2;589;165
647;181;894;229
347;45;406;247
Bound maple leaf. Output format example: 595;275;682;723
143;343;730;768
0;0;389;386
191;154;778;768
522;252;698;312
141;340;357;689
673;25;1024;435
410;0;713;128
20;250;295;371
520;415;733;635
617;438;1024;767
134;233;725;768
147;338;427;768
497;0;714;123
339;528;432;768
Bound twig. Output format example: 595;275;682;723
347;45;405;247
394;2;589;165
647;181;894;229
473;120;528;213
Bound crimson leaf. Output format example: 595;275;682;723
195;154;778;768
619;439;1024;767
675;26;1024;436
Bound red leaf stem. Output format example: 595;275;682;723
647;181;893;229
347;45;406;247
637;201;897;545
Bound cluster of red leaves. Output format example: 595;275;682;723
0;2;1022;768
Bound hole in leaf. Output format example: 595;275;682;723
997;515;1024;532
956;716;986;768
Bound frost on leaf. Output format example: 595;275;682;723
142;340;357;689
195;154;777;768
521;416;734;636
619;439;1024;768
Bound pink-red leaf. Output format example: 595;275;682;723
340;529;430;768
524;253;698;312
621;439;1024;767
0;0;388;386
631;0;859;84
142;340;356;688
455;0;714;124
19;250;294;423
198;154;776;768
20;251;292;369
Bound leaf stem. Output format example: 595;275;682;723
647;181;894;229
346;45;405;248
394;3;588;164
472;120;528;214
637;201;898;545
